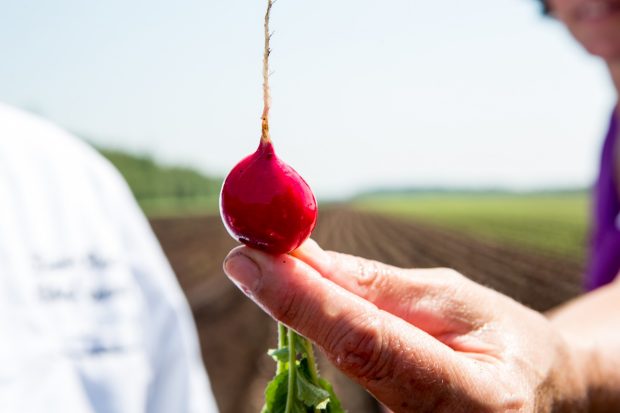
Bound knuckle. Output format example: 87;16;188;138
324;314;393;382
354;258;393;298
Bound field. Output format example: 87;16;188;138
150;206;585;412
354;192;589;260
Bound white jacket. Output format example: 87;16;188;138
0;102;219;413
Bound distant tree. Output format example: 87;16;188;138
98;148;222;201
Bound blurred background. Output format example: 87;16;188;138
0;0;612;411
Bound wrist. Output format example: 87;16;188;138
580;345;620;413
540;334;590;413
546;334;620;413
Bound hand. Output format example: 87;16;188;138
223;240;587;412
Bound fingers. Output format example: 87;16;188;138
292;239;405;304
292;240;481;336
223;246;470;409
293;239;427;304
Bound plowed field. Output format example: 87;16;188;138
150;207;584;413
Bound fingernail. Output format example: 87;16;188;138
224;253;262;294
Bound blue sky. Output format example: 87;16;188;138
0;0;616;198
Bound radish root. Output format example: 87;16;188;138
261;0;274;143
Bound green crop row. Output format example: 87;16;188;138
353;193;590;260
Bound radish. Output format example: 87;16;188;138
219;1;343;411
219;0;317;256
219;139;317;254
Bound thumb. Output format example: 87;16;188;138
223;246;469;409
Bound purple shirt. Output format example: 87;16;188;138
587;109;620;290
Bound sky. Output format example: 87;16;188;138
0;0;616;199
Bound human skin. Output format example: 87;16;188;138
223;241;620;412
547;0;620;103
547;0;620;59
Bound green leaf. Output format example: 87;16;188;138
263;327;345;413
268;347;290;363
296;371;331;409
293;333;310;359
263;371;289;413
297;358;312;381
292;400;307;413
319;379;346;413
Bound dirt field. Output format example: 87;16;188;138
150;206;585;413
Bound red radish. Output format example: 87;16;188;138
220;3;342;411
220;140;317;254
219;0;317;254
